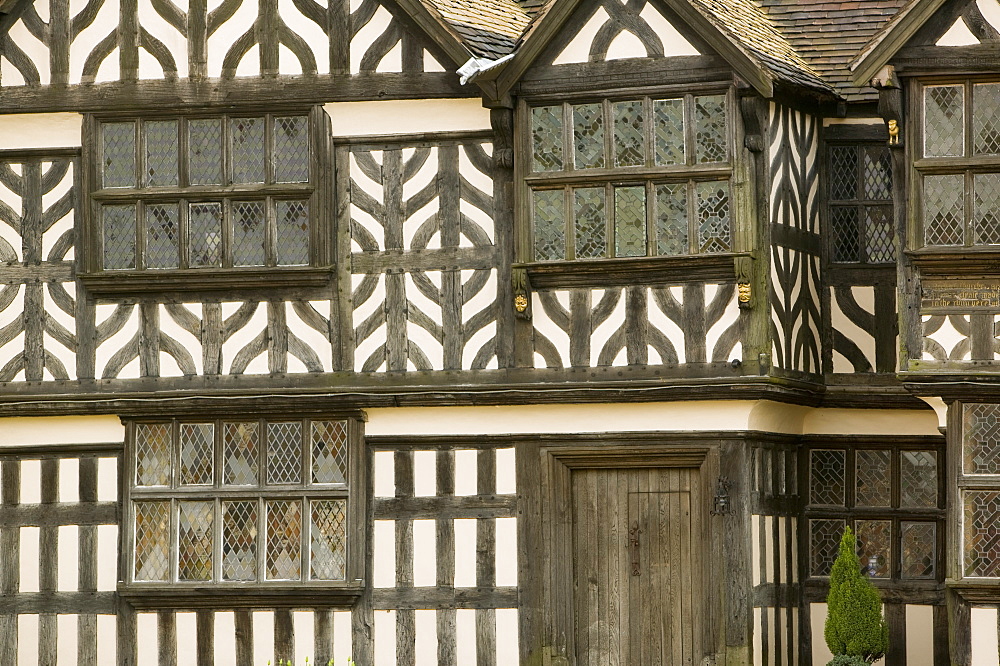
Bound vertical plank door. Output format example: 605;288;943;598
572;467;701;666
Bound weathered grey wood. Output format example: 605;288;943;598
948;588;971;666
274;609;293;664
315;610;334;665
196;610;213;666
118;600;138;666
350;246;495;273
395;449;415;666
886;603;906;666
39;613;57;666
624;286;648;365
374;494;516;520
0;502;118;527
78;613;97;666
139;302;160;378
267;300;289;374
933;603;949;666
435;448;457;665
476;448;497;666
1;460;20;665
351;444;375;666
371;587;519;609
158;611;177;666
234;610;252;666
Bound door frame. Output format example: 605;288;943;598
518;434;723;666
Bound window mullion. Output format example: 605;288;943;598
564;186;573;260
645;180;654;257
687;180;696;254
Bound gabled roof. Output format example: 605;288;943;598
850;0;951;87
423;0;532;59
761;0;909;103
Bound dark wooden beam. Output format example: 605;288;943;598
0;74;474;115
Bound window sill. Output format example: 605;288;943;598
946;579;1000;604
517;253;749;289
907;248;1000;277
118;582;364;609
79;266;334;297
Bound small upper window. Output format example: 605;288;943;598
827;142;894;263
919;81;1000;247
525;93;732;262
87;109;329;282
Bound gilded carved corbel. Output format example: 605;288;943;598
512;267;531;319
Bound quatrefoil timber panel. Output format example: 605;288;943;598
345;138;499;372
538;0;704;67
0;0;448;86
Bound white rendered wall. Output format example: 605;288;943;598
325;99;491;137
0;113;82;149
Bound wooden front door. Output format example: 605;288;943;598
571;466;703;665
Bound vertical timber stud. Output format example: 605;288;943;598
489;104;523;368
352;442;375;665
0;461;18;665
738;91;768;372
395;450;416;666
721;439;752;666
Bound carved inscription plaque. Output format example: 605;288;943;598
922;280;1000;311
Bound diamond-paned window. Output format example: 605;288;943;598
919;80;1000;248
807;442;942;581
964;490;1000;577
90;111;323;274
827;143;894;264
127;417;352;587
527;93;733;262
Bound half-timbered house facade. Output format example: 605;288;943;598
1;0;999;663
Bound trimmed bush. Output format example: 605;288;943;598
826;656;869;666
824;527;888;664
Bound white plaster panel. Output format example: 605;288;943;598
252;611;275;666
373;450;394;497
751;514;761;586
424;50;445;72
553;8;609;65
17;614;38;666
640;2;698;56
327;99;491;137
802;408;939;436
96;524;118;590
58;614;79;666
286;301;333;373
705;283;742;362
937;18;980;46
605;31;647;60
981;0;1000;30
43;284;77;380
413;450;435;496
96;614;116;664
221;301;268;375
20;459;40;503
375;609;398;665
353;274;387;372
453;449;477;495
532;292;569;368
373;519;395;587
350;6;394;74
176;612;197;664
279;0;328;75
95;303;141;380
206;0;257;78
906;605;935;666
0;415;124;447
495;447;515;494
453;518;476;587
58;524;79;591
810;603;834;665
375;41;402;73
69;0;118;83
462;269;497;370
214;612;236;666
496;609;519;663
405;272;444;371
412;518;436;587
138;0;189;79
293;611;314;664
971;607;1000;665
97;456;118;501
455;609;477;664
19;526;40;592
4;14;50;86
334;611;353;664
159;303;203;377
415;609;438;666
495;516;517;586
136;613;158;665
831;285;876;373
0;285;25;381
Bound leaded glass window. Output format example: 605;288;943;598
961;403;1000;579
806;443;942;579
918;80;1000;248
526;93;732;262
127;417;352;586
91;111;322;273
827;143;895;263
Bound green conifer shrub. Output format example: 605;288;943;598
824;527;888;665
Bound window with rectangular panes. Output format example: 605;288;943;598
960;403;1000;578
919;81;1000;247
806;444;941;581
827;142;895;263
91;110;324;273
526;94;732;261
126;418;352;587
